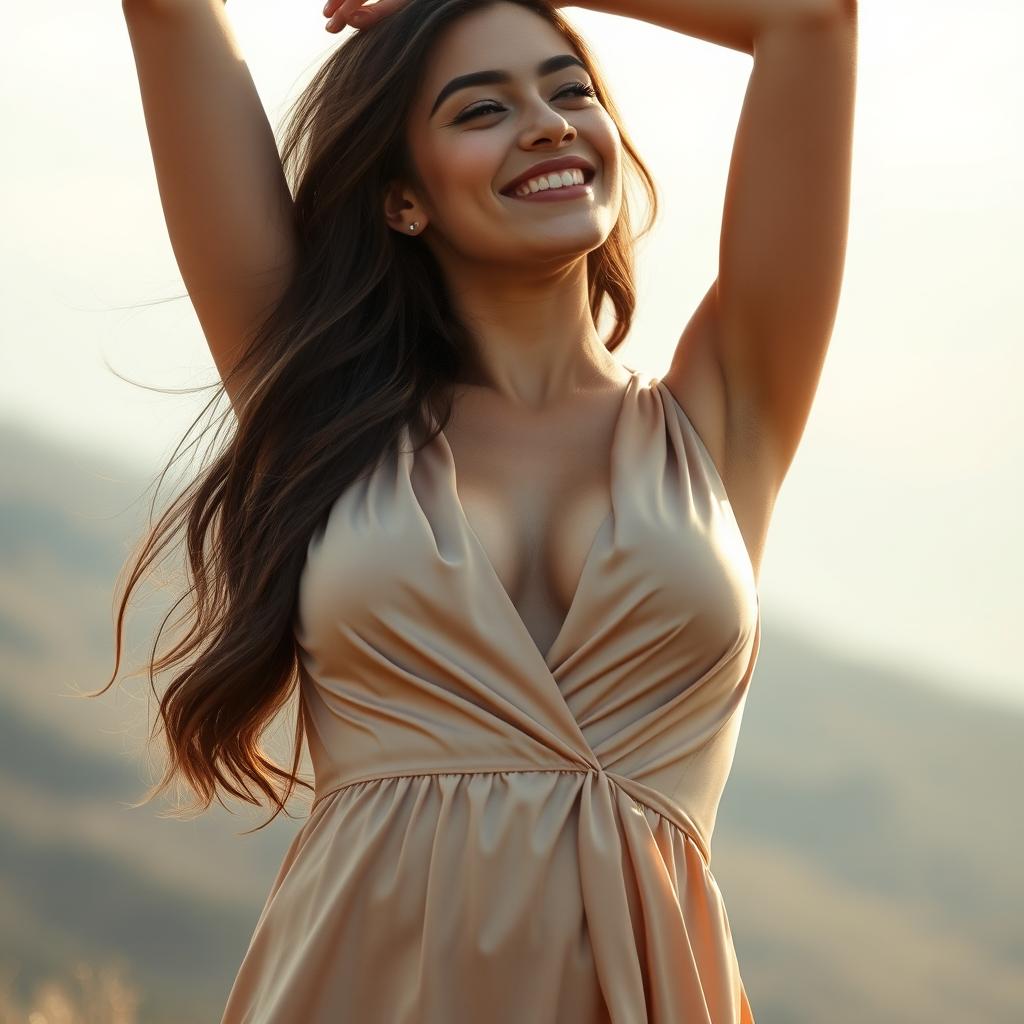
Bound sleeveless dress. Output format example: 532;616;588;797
220;366;761;1023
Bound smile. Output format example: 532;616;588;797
504;182;594;202
501;171;597;204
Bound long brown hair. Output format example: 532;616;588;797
87;0;659;833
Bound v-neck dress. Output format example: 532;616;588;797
219;366;761;1024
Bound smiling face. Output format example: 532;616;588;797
389;1;622;266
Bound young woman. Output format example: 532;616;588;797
111;0;857;1019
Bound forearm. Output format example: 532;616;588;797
568;0;851;54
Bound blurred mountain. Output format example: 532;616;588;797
1;416;1021;1023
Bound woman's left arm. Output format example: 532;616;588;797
578;0;859;492
568;0;853;54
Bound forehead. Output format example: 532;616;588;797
417;3;578;109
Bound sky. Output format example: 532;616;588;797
3;0;1021;710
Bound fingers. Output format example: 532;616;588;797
325;2;370;32
324;1;356;32
354;0;404;18
324;0;402;33
325;4;357;33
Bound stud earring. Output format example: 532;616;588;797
409;221;419;232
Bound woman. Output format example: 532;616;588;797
109;0;857;1019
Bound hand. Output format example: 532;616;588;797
323;0;411;32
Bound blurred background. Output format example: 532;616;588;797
2;0;1021;1020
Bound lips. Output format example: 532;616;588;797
499;157;597;196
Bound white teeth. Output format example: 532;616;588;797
512;167;586;197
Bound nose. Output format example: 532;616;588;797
517;102;578;148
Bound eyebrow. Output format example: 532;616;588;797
429;54;589;119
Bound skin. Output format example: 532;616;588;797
379;3;632;409
332;1;856;599
315;4;638;655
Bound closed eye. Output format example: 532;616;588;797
446;82;598;126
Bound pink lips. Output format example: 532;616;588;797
500;158;597;195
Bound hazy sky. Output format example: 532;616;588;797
3;1;1021;709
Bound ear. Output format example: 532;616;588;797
382;180;426;235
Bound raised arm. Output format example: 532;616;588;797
577;0;857;505
122;0;300;412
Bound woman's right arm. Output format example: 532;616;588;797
122;0;300;409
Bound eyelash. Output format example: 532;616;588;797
447;82;598;126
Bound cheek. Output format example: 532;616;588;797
593;113;620;162
432;134;507;199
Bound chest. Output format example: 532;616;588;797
441;393;623;661
297;375;759;683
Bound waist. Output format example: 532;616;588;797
311;764;711;866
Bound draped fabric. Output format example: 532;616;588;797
221;367;760;1023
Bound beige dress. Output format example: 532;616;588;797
220;367;760;1023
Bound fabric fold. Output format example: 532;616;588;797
221;367;761;1023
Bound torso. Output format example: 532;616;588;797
439;365;635;661
439;357;773;660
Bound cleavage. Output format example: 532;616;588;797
442;392;622;660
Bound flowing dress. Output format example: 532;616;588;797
220;367;760;1023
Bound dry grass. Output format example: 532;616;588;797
0;962;141;1024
